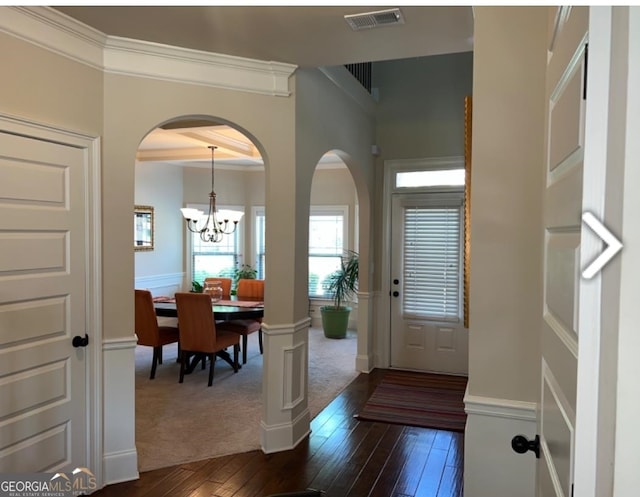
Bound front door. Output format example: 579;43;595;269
0;129;89;472
390;191;468;374
538;6;588;496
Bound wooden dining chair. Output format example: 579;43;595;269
236;278;264;300
174;292;240;386
134;289;180;379
204;277;232;298
224;278;264;364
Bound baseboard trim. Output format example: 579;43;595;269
464;390;537;422
260;408;311;454
102;448;139;485
355;354;374;373
102;340;137;485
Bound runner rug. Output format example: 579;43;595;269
355;369;468;432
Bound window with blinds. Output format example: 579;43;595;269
308;207;348;297
191;229;239;283
254;208;266;279
188;203;242;284
403;204;462;321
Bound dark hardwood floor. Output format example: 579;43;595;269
93;368;463;497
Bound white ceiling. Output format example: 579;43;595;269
56;5;474;169
137;123;263;170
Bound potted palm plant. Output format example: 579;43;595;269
320;250;359;339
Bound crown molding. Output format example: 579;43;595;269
104;36;296;97
1;6;296;97
0;6;106;70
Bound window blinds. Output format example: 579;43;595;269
403;205;461;321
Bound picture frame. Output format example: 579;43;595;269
134;205;154;251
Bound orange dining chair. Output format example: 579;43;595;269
204;277;232;298
224;278;264;364
174;292;240;386
134;289;180;379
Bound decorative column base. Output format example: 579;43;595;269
260;317;312;454
102;338;139;485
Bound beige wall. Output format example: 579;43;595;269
1;32;103;135
102;73;297;339
103;67;374;340
295;67;376;293
311;167;358;252
468;6;546;402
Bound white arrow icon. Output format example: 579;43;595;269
581;212;623;279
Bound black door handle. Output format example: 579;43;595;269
511;434;540;459
72;334;89;348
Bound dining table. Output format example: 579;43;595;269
153;296;264;371
154;297;264;320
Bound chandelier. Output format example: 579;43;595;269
180;146;243;243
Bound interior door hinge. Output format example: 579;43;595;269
583;42;589;100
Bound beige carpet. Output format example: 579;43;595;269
135;326;359;471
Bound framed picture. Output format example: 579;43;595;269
134;205;154;251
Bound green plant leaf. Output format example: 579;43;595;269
323;250;358;309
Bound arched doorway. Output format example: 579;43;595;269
133;116;268;470
307;151;360;414
131;119;369;471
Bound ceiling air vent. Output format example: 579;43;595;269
344;8;405;31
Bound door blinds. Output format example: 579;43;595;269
403;204;462;321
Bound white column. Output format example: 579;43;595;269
355;291;374;372
260;318;312;452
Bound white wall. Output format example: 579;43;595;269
134;161;184;295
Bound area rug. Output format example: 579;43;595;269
135;326;358;471
355;369;468;432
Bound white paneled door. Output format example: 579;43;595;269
538;7;588;497
0;130;89;472
390;192;468;374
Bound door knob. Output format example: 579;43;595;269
511;434;540;459
72;334;89;348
